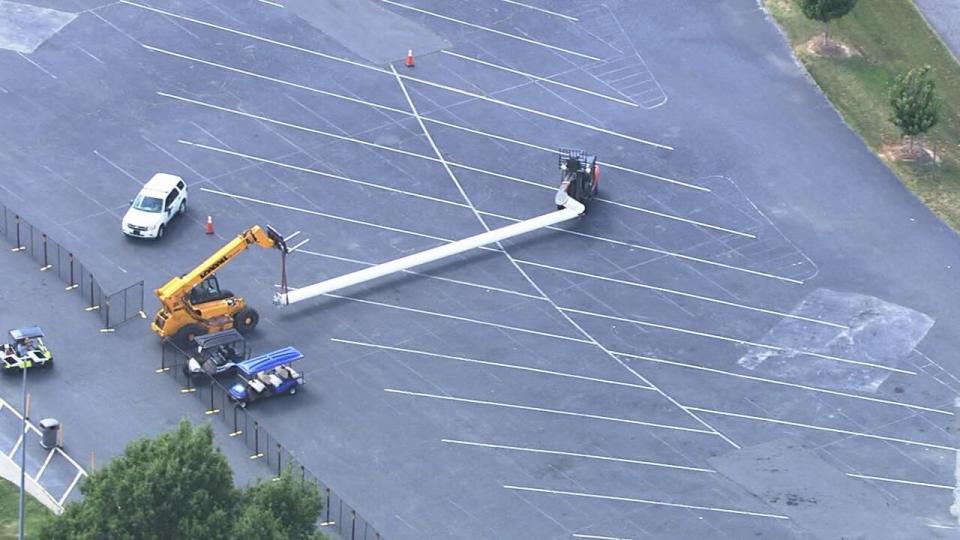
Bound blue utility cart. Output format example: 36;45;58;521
228;347;304;407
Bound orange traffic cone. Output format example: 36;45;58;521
205;215;214;235
405;49;415;68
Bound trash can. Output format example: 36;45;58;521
39;418;60;449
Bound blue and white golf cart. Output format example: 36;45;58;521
228;347;304;407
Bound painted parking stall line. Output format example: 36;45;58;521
333;339;655;390
385;389;716;435
503;485;790;520
442;439;715;473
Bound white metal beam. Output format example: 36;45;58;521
274;195;584;306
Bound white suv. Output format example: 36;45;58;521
122;173;188;239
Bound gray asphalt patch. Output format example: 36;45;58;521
711;438;927;539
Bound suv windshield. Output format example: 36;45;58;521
133;195;163;213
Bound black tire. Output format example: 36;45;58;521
233;308;259;334
289;387;297;395
173;324;205;350
156;224;165;240
179;201;186;215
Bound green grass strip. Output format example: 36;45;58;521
764;0;960;227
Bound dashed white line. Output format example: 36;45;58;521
685;406;956;451
333;339;655;390
517;259;835;327
846;473;952;490
441;50;630;105
380;0;597;60
563;307;915;375
302;250;541;300
385;389;716;435
179;139;469;208
499;0;579;21
503;485;790;519
614;350;951;416
442;439;714;473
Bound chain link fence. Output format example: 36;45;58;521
1;202;145;331
160;342;383;540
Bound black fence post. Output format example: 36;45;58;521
65;253;77;290
39;233;51;271
101;296;114;333
11;215;25;252
85;274;99;312
324;488;332;525
351;510;356;540
205;378;220;415
250;421;263;460
229;405;242;437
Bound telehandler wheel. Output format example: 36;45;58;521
233;308;259;334
173;324;205;350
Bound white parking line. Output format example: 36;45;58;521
517;260;843;328
180;140;471;208
202;187;801;299
499;0;579;22
380;0;598;60
596;198;756;238
122;3;670;149
441;51;631;106
480;209;804;284
614;351;950;415
258;0;283;7
563;307;915;375
144;43;690;189
385;388;716;434
503;485;790;519
573;535;631;540
200;187;471;245
164;90;726;234
846;473;952;490
333;339;655;390
301;250;541;300
442;439;715;473
328;294;591;344
685;406;956;451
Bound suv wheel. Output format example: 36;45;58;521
157;224;165;239
179;201;186;215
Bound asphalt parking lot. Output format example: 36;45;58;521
2;0;960;538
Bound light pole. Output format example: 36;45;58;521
17;364;26;540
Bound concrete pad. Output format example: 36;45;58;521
0;1;75;54
739;288;934;392
286;0;450;65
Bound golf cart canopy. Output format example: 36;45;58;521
236;347;303;376
193;329;244;350
10;327;44;340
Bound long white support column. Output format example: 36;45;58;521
274;194;585;306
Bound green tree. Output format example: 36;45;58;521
800;0;858;45
39;421;327;539
233;468;324;540
889;65;941;152
39;420;237;540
